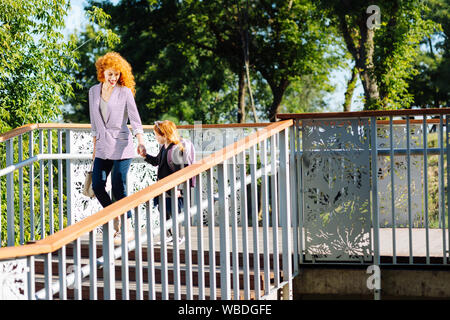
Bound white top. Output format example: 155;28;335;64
100;97;108;123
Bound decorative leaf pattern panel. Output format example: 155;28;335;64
0;258;28;300
302;118;372;262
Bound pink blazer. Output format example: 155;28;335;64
89;83;144;160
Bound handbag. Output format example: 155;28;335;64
82;162;96;198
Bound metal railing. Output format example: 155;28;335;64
0;122;269;247
0;120;296;300
2;108;450;301
279;108;450;267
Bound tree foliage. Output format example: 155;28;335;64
67;0;338;124
0;0;119;133
408;0;449;108
320;0;438;110
0;0;119;245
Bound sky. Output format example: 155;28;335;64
65;0;365;113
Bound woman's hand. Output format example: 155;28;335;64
137;144;147;157
92;136;97;160
136;133;146;157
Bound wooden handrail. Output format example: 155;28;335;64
0;122;272;143
0;119;293;260
277;108;450;120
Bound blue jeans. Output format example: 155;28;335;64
153;196;184;220
153;196;184;238
92;158;133;218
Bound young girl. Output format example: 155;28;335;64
138;120;186;244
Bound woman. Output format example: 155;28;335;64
89;51;146;245
138;120;186;245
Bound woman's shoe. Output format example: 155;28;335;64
113;219;135;246
113;217;121;233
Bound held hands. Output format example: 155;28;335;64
137;144;147;157
136;133;147;157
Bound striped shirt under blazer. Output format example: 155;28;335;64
89;83;144;160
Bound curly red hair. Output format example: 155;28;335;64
95;52;136;95
154;120;184;151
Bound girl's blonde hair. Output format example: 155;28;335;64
154;120;184;151
95;52;136;96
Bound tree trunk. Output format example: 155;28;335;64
343;65;358;112
268;80;289;122
237;68;247;123
338;12;380;110
357;22;380;109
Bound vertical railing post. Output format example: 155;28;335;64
406;117;413;263
5;139;15;246
27;255;35;300
389;117;397;264
446;116;450;265
29;131;35;241
270;134;280;288
146;200;156;300
206;168;216;299
66;130;73;226
47;130;54;235
279;128;292;300
295;120;304;265
229;155;240;299
260;138;271;296
423;116;430;265
18;135;24;244
39;130;45;239
289;124;299;275
171;187;181;300
183;173;193;300
249;145;261;298
102;220;116;300
195;173;205;300
120;212;129;300
218;161;231;300
159;193;169;300
44;252;52;300
58;246;67;300
438;115;447;265
240;151;250;299
134;207;144;300
370;116;381;300
89;230;97;300
57;130;64;232
73;238;82;300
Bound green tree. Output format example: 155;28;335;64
69;0;338;124
0;0;118;245
66;0;239;125
408;0;449;108
320;0;438;110
178;0;339;121
0;0;118;133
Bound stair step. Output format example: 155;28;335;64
34;274;262;300
63;242;283;270
32;227;284;300
33;256;278;291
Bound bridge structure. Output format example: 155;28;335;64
0;108;449;300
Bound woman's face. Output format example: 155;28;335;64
103;68;120;87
